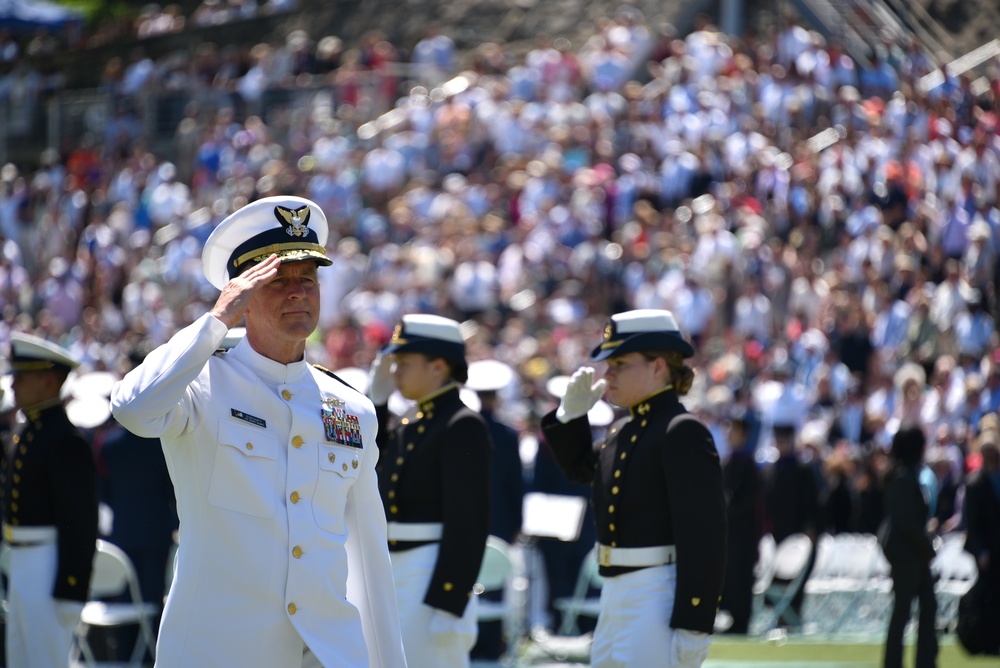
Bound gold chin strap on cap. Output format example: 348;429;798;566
233;242;327;271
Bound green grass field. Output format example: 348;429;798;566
705;634;1000;667
510;633;1000;667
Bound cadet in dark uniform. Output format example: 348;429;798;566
2;333;98;668
719;408;763;635
368;314;493;667
465;359;524;660
761;418;820;629
540;309;726;668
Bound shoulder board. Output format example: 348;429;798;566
312;364;359;393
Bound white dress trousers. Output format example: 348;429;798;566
5;542;82;668
391;543;479;667
591;564;711;668
111;314;406;668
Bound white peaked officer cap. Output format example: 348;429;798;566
590;309;694;361
465;359;517;393
202;195;332;290
381;314;466;365
7;332;80;374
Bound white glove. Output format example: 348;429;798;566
669;628;710;666
556;366;606;423
429;609;462;638
55;600;84;629
367;354;394;405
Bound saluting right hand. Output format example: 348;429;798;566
367;353;395;406
556;366;606;423
209;253;281;328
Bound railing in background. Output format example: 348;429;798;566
0;62;433;168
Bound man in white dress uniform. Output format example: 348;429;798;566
110;195;406;667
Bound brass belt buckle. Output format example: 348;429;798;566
598;544;611;567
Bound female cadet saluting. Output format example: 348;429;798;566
368;314;492;667
541;309;726;668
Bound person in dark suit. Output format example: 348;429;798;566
369;314;493;667
961;438;1000;655
720;408;763;634
99;424;178;604
878;425;937;668
464;359;523;660
761;419;820;629
540;309;726;667
1;333;98;667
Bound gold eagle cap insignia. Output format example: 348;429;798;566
274;205;311;237
604;323;614;341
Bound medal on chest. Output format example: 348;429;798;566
321;403;363;448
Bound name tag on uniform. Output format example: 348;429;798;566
321;405;363;448
231;409;266;429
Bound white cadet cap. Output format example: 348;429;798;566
460;387;482;412
465;359;516;393
588;399;615;426
381;314;466;364
64;370;118;429
7;332;80;374
545;375;571;399
66;396;113;429
202;195;332;290
67;371;119;399
590;309;694;361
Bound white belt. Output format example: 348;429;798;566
386;522;443;541
597;543;676;568
3;523;57;545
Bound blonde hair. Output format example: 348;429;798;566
643;351;695;396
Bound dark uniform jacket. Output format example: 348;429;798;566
878;464;934;565
541;387;727;634
375;385;492;617
763;454;820;543
482;410;523;544
1;401;98;602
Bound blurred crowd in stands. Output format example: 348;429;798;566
2;1;1000;627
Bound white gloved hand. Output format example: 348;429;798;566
367;354;394;405
556;366;607;423
429;609;462;638
55;600;84;628
669;628;710;666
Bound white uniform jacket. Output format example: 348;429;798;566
111;314;406;668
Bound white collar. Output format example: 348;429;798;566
229;336;309;387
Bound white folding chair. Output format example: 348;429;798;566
71;539;160;667
553;546;603;636
932;531;978;632
758;533;813;631
475;536;527;656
